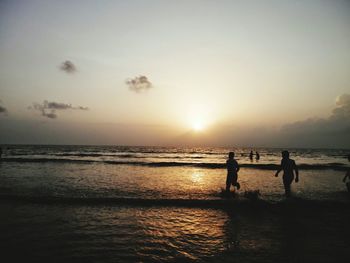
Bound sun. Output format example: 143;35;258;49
192;121;204;132
186;105;210;132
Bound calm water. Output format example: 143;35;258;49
0;145;349;262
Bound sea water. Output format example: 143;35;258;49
0;145;348;201
0;145;349;262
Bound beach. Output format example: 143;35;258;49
2;0;350;261
0;145;349;262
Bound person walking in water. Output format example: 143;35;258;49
249;150;254;161
275;151;299;197
255;151;260;161
226;152;240;193
342;154;350;193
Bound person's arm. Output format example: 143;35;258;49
343;171;350;182
275;161;282;177
235;161;240;173
294;161;299;182
275;169;281;177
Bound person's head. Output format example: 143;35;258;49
229;152;235;159
282;150;289;159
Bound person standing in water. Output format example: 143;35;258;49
256;151;260;161
226;152;240;192
275;151;299;197
342;155;350;193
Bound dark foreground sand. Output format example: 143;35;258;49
0;197;349;263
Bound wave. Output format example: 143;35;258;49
1;157;348;170
55;153;107;157
7;153;206;159
0;194;348;209
1;157;96;164
53;153;138;158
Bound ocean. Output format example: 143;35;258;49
0;145;349;262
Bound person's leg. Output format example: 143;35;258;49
235;182;240;190
226;175;232;192
284;181;291;197
283;176;293;197
231;174;240;190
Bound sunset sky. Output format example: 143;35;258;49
0;0;349;148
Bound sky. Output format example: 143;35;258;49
0;0;349;148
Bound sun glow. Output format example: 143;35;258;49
192;121;204;132
186;103;214;132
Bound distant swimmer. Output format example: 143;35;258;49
226;152;240;192
256;151;260;161
249;150;253;161
342;154;350;193
275;151;299;197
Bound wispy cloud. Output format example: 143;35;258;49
126;75;153;93
60;60;77;74
29;100;88;119
0;100;7;115
0;106;7;114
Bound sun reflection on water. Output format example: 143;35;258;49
135;208;228;260
190;170;204;183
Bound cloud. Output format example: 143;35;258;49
0;100;7;115
60;60;77;74
126;75;153;93
76;106;89;110
0;105;7;114
332;93;350;120
29;100;88;119
282;93;350;133
279;93;350;147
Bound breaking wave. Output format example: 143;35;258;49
1;157;348;170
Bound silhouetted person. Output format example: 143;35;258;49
249;150;253;161
226;152;240;192
256;151;260;160
342;155;350;193
275;151;299;197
